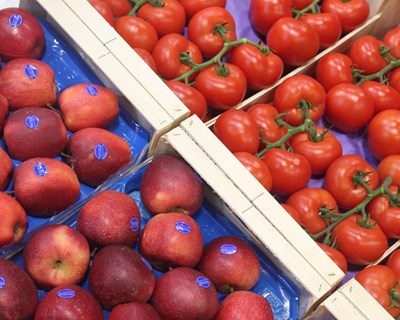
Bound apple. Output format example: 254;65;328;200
0;192;27;248
66;127;131;188
151;267;219;320
89;245;156;311
0;147;13;191
108;302;161;320
58;83;120;132
0;93;9;133
4;107;68;161
196;235;261;293
139;212;204;272
0;259;38;320
0;8;45;61
34;284;103;320
140;155;204;216
0;58;57;111
77;189;141;248
13;157;81;217
215;291;274;320
23;224;91;290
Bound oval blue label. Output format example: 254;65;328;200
94;143;107;160
196;276;211;289
0;276;5;289
220;244;237;255
141;257;153;271
9;13;22;27
56;289;76;299
34;162;48;177
175;222;191;234
85;85;99;96
25;115;39;129
24;64;38;79
130;217;139;232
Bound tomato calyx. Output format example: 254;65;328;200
292;0;320;18
351;170;375;192
128;0;165;15
390;283;400;310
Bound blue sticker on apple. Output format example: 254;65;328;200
94;143;108;160
196;276;211;289
24;64;38;79
0;276;5;289
141;257;153;271
56;289;76;299
130;217;139;232
34;163;48;177
175;221;191;234
9;14;22;28
25;115;39;129
220;244;237;255
85;85;99;96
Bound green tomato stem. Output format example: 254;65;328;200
292;0;320;19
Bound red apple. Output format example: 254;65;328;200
0;93;9;133
0;192;27;248
151;267;219;320
139;212;204;271
34;284;103;320
77;189;141;248
13;157;81;217
0;58;57;111
0;147;13;191
108;302;161;320
66;127;131;188
140;155;204;216
215;291;274;320
58;83;120;132
23;224;91;290
4;107;68;161
0;8;45;61
89;245;156;311
196;235;261;293
0;258;38;320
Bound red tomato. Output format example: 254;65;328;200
292;0;314;10
332;215;388;265
389;67;400;94
280;203;302;225
386;249;400;280
287;188;338;234
261;148;312;197
377;154;400;187
165;80;207;120
267;17;320;67
368;109;400;160
99;0;133;17
299;12;342;50
290;126;343;176
349;35;390;76
187;7;237;58
324;83;374;133
315;52;354;92
114;16;158;52
383;26;400;59
324;154;379;210
273;75;326;126
246;103;287;151
213;109;260;154
355;265;400;318
368;185;400;239
360;81;400;114
194;63;247;110
88;0;114;26
320;0;370;34
233;151;273;192
152;33;203;81
229;44;284;91
316;242;348;274
178;0;226;21
137;0;186;37
133;48;158;72
249;0;293;36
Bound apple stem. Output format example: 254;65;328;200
46;103;60;114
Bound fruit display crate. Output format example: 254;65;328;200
6;124;343;319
